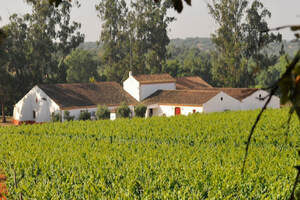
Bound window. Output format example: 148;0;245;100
258;94;264;101
42;97;47;101
33;111;36;119
91;111;96;117
220;97;223;101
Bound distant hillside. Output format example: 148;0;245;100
79;37;299;56
169;37;214;51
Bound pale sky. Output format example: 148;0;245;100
0;0;299;41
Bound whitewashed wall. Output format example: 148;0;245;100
203;92;241;113
13;86;60;123
123;75;140;101
62;105;135;121
62;107;97;121
241;90;280;110
123;72;176;102
140;83;176;101
146;104;203;117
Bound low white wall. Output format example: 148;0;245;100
203;92;241;113
62;105;135;121
13;86;60;123
146;104;203;117
241;90;280;110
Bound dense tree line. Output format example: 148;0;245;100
0;0;84;121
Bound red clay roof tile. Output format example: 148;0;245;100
38;82;138;109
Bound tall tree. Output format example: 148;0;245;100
130;0;175;74
208;0;248;87
96;0;130;82
208;0;281;87
96;0;174;82
0;39;13;122
1;0;84;113
241;0;282;86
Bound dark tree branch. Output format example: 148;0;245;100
289;166;300;200
241;85;278;174
261;25;300;33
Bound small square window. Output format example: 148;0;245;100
258;94;264;101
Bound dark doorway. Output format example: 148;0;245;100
149;109;153;117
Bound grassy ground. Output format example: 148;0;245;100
0;108;298;199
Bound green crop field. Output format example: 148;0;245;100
0;109;299;199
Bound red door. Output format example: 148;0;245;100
175;107;181;115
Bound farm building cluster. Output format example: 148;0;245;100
13;72;280;124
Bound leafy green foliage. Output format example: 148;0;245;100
96;0;174;82
208;0;282;87
1;0;84;114
278;51;300;116
63;110;75;121
0;109;298;199
65;49;99;83
116;102;131;118
255;55;289;88
51;112;62;122
79;110;91;121
96;105;110;120
134;104;147;118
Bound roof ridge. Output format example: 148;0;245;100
134;73;172;76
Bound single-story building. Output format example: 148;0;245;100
13;82;138;125
142;90;241;117
187;88;280;111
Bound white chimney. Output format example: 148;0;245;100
129;71;132;77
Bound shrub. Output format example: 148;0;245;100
116;102;131;118
134;104;147;118
96;105;110;120
51;112;62;122
64;110;75;121
79;110;91;121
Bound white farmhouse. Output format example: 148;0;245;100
13;82;138;125
13;71;281;124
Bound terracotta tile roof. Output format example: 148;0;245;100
38;82;138;109
142;90;220;106
133;73;176;84
194;88;259;101
176;76;213;89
